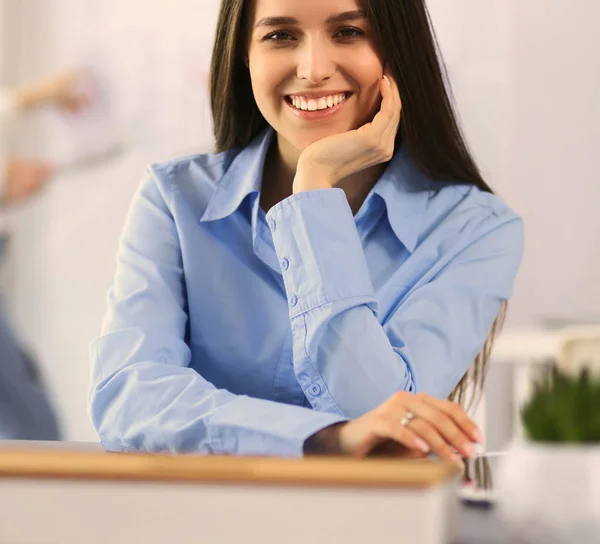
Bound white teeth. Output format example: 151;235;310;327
289;93;347;111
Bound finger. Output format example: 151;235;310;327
41;165;55;179
381;71;402;140
407;417;465;471
369;75;396;136
366;417;431;458
420;395;483;445
403;399;475;458
28;174;46;190
385;70;402;111
360;75;394;141
357;74;399;154
35;169;54;186
381;73;402;141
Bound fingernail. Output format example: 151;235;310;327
451;454;466;471
472;428;485;445
462;443;476;458
383;75;391;87
415;438;430;453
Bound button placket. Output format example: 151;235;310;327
308;383;322;397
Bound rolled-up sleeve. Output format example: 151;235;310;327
89;170;345;457
266;188;524;418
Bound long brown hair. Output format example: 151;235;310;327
209;0;506;409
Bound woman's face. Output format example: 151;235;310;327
246;0;384;154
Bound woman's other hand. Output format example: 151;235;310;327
304;392;482;471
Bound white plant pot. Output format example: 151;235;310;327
497;439;600;543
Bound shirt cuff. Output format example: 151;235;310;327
266;188;377;318
206;396;347;457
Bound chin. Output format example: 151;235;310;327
281;124;352;151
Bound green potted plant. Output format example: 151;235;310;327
497;333;600;543
521;365;600;443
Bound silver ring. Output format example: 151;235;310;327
400;411;415;427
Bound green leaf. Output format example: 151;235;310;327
521;364;600;443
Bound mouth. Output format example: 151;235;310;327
284;91;353;120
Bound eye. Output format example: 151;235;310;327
335;27;365;39
262;30;295;42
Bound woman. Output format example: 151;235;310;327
89;0;523;468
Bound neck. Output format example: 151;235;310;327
260;133;386;215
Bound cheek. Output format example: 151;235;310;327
353;53;384;93
250;59;287;108
345;51;384;118
360;76;383;112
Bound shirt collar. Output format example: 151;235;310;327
368;144;431;252
200;126;274;223
200;126;431;252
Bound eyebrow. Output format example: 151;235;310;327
254;10;366;28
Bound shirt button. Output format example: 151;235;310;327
308;383;322;397
281;257;290;271
289;294;298;308
269;218;277;232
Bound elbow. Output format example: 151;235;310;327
88;368;215;455
88;376;139;452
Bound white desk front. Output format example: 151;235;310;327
0;446;461;544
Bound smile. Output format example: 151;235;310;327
284;92;353;120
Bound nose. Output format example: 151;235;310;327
296;36;336;84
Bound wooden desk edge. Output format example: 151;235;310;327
0;449;459;489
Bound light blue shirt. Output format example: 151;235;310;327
89;127;523;457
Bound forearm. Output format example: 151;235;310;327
297;305;416;417
90;338;346;457
267;188;414;417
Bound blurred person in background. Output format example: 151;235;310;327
0;70;88;440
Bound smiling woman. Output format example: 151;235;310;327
88;0;523;467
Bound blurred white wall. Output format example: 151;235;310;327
510;1;600;325
1;0;599;441
429;0;600;326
